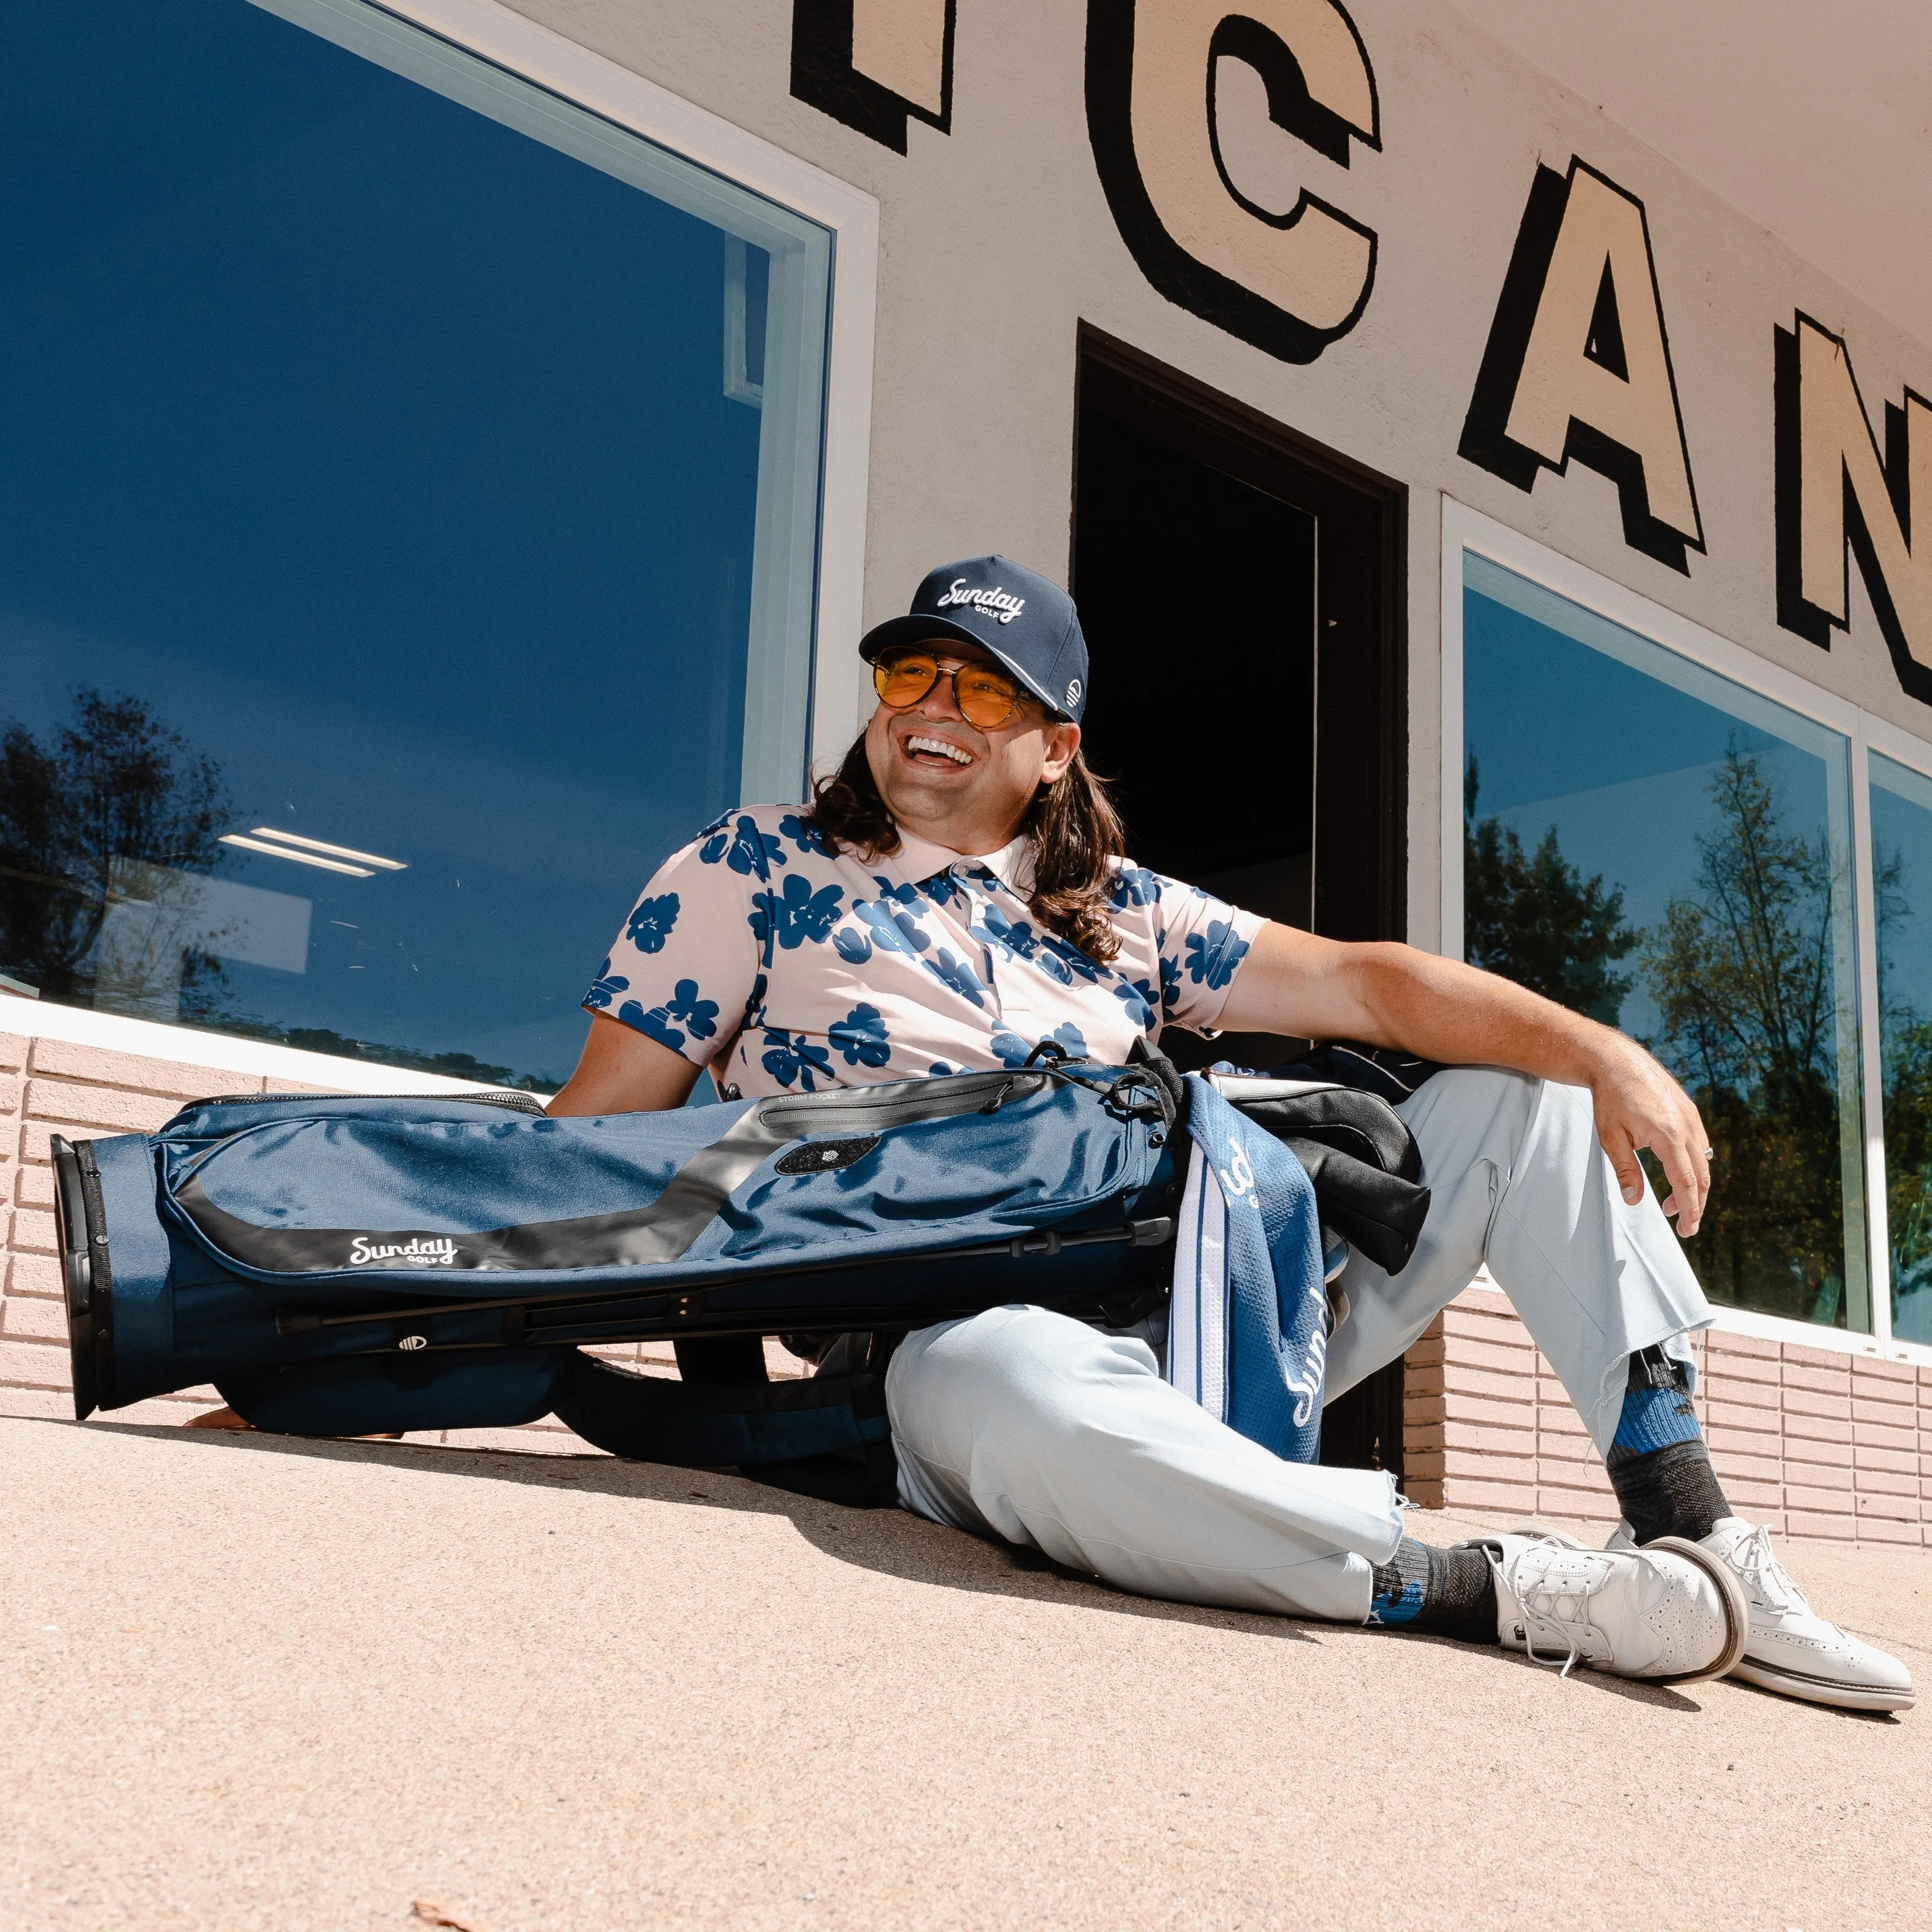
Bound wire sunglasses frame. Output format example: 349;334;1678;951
871;648;1030;731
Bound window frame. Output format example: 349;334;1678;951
0;0;878;1090
1440;496;1932;1366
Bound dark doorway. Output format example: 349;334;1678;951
1071;327;1409;1477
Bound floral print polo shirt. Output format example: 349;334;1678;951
584;804;1266;1096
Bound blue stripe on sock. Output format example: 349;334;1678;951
1612;1382;1702;1457
1368;1578;1426;1626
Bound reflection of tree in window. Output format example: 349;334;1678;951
0;689;230;1010
1463;755;1638;1026
1642;748;1848;1325
1877;846;1932;1323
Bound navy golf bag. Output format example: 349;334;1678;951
53;1047;1428;1503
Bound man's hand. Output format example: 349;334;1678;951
1218;923;1714;1234
1587;1033;1711;1236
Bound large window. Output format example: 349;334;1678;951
0;0;832;1089
1460;555;1869;1331
1873;754;1932;1342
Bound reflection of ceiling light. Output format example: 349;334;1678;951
218;826;408;879
249;828;406;870
220;834;372;877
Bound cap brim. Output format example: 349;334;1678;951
857;613;1067;717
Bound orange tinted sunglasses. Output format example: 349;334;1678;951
872;650;1028;730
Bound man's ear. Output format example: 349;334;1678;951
1038;719;1081;785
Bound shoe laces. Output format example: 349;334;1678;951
1726;1522;1804;1616
1502;1540;1609;1679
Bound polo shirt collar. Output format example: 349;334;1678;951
885;826;1035;896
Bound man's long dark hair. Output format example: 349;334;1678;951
809;731;1129;963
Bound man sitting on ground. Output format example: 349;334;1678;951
549;554;1911;1710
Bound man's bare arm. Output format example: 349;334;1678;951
547;1010;701;1116
1218;923;1712;1236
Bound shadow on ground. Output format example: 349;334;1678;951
65;1417;1749;1713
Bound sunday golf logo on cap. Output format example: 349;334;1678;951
935;579;1026;625
858;553;1091;723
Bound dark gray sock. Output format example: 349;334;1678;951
1604;1346;1732;1545
1368;1537;1498;1644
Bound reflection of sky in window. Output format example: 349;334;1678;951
1464;581;1838;1042
0;0;788;1085
1873;756;1932;1032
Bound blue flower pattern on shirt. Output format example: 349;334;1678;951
1185;919;1251;991
1112;975;1158;1030
923;946;989;1008
778;812;835;857
625;894;679;954
702;813;787;877
762;1026;833;1091
828;1002;891;1067
749;874;845;951
991;1021;1088;1067
615;977;718;1055
587;808;1263;1095
584;956;630;1010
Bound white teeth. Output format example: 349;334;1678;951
906;734;972;765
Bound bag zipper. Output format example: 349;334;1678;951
186;1088;546;1116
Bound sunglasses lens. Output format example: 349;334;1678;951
956;671;1021;727
874;655;939;707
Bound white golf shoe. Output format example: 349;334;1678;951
1464;1530;1749;1683
1611;1516;1915;1713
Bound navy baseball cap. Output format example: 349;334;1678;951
859;554;1090;723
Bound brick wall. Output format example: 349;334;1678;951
0;1030;804;1452
1404;1279;1932;1546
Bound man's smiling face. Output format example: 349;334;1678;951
863;641;1081;854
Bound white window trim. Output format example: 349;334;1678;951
1440;497;1932;1367
15;0;878;1098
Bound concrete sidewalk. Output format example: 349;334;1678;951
3;1418;1924;1932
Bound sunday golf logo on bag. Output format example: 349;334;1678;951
346;1234;461;1268
1168;1080;1330;1462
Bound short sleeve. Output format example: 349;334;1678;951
1149;874;1266;1037
582;814;766;1066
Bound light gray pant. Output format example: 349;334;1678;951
886;1069;1713;1623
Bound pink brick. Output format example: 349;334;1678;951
22;1118;138;1163
0;1032;29;1071
1536;1402;1591;1436
1787;1480;1859;1512
1706;1329;1780;1361
0;1383;74;1419
1853;1356;1917;1385
1;1294;68;1340
1536;1461;1612;1493
1851;1515;1924;1546
1708;1449;1782;1485
27;1036;260;1099
1705;1352;1782;1389
1717;1478;1786;1512
1442;1421;1535;1454
15;1165;52;1209
1782;1406;1853;1444
23;1079;178;1134
1783;1362;1852;1394
1440;1475;1539;1512
7;1252;60;1297
1534;1436;1598;1470
1852;1418;1918;1451
1854;1488;1922;1522
1781;1386;1853;1421
0;1335;68;1387
1854;1466;1920;1500
10;1206;55;1254
0;1074;22;1115
1445;1286;1518;1324
1783;1434;1853;1469
1705;1407;1780;1442
1442;1362;1540;1403
1853;1397;1916;1426
1785;1510;1857;1542
1441;1393;1537;1431
1853;1442;1919;1473
1442;1335;1537;1377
